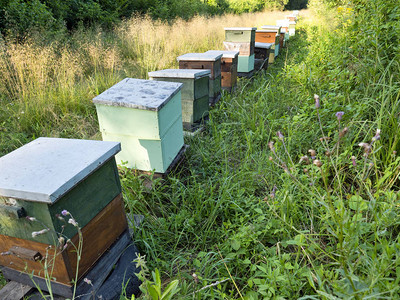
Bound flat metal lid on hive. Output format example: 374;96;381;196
177;53;223;62
205;50;240;59
0;137;121;203
148;69;211;79
93;78;183;111
255;42;273;49
260;25;282;32
224;27;257;31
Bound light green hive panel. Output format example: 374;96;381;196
225;28;256;43
238;55;255;73
182;95;209;124
209;75;222;98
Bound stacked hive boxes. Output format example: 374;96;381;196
260;25;282;57
177;53;222;106
223;27;256;74
205;50;239;92
93;78;184;173
276;20;290;43
148;69;210;130
0;138;127;295
255;29;277;64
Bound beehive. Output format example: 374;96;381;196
255;30;277;63
276;20;290;43
224;27;256;73
205;50;239;92
254;42;271;69
0;138;127;285
177;53;222;105
93;78;184;173
148;69;210;129
260;25;282;57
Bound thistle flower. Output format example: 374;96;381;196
351;156;356;166
314;94;320;108
68;218;79;227
299;155;310;164
372;129;381;142
58;236;65;248
313;160;323;167
32;228;50;238
335;111;344;121
270;185;277;198
308;149;316;159
277;131;284;140
83;278;93;286
339;127;348;138
268;141;275;151
61;210;69;216
358;142;371;154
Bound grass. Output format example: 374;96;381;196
1;2;400;299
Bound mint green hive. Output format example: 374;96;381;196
93;78;184;173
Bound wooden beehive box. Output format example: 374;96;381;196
260;26;282;57
0;138;127;286
148;69;210;129
93;78;184;173
276;19;290;43
177;53;222;105
254;42;271;69
224;27;256;73
205;50;239;92
285;14;297;22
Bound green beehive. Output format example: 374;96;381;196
148;69;210;129
260;26;282;57
93;78;184;173
224;27;256;74
0;138;121;244
205;50;239;92
177;53;222;105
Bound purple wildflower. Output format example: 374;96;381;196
277;131;284;140
335;111;344;121
61;210;69;216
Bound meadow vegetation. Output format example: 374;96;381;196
1;0;400;298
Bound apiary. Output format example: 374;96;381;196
223;27;256;74
148;69;210;130
93;78;184;173
276;20;290;43
177;53;222;105
205;50;239;92
0;137;127;287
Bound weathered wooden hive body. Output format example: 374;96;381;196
276;20;290;42
205;50;239;92
255;30;277;63
254;42;271;69
0;138;127;287
260;25;282;57
93;78;184;173
177;53;222;105
223;27;256;73
148;69;210;129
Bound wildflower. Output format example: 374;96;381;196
277;131;284;140
270;185;277;198
61;210;69;216
84;278;93;286
26;216;36;222
393;151;397;156
319;136;331;142
308;149;316;159
32;228;50;238
192;273;199;284
314;94;320;108
335;111;344;121
68;218;79;227
351;156;356;166
372;129;381;142
299;156;310;164
325;151;331;157
358;142;371;154
58;237;65;248
303;168;308;173
339;127;348;137
268;141;275;151
313;160;322;167
55;214;65;221
269;156;273;161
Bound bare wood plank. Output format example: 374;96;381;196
0;281;34;300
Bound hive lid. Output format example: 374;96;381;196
260;25;282;32
148;69;211;79
177;53;223;62
224;27;257;31
255;42;273;49
93;78;183;111
0;138;121;204
205;50;239;59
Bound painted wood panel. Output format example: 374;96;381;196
178;61;220;79
237;55;255;73
225;29;256;43
223;42;254;56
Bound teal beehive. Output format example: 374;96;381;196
93;78;184;173
148;69;210;129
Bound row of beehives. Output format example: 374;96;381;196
0;12;298;298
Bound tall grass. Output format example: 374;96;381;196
0;10;288;156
